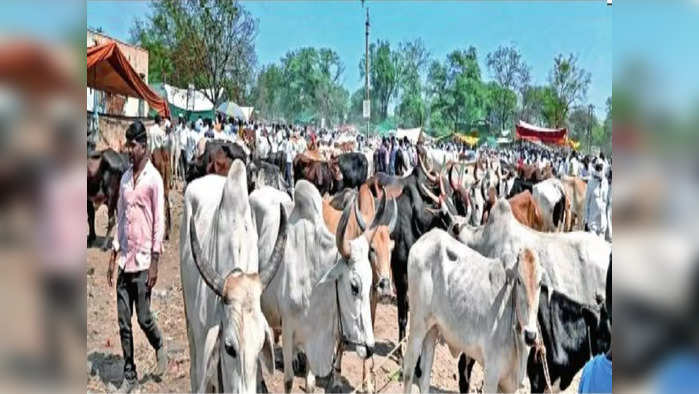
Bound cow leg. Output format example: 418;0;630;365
164;195;171;241
282;323;294;393
394;271;409;359
330;342;343;390
103;206;116;251
457;354;475;393
402;319;427;394
87;200;96;246
304;368;316;393
362;291;379;393
417;327;438;393
482;360;502;394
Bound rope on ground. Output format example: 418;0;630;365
349;336;407;394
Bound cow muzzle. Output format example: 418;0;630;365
375;277;392;298
524;329;537;347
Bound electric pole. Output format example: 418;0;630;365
365;5;370;140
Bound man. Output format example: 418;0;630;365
389;137;398;176
283;130;294;187
147;115;165;154
584;158;610;237
108;121;167;392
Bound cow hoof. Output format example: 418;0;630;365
292;353;307;375
362;380;374;393
87;236;96;247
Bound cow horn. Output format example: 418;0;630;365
354;194;367;232
336;199;354;260
387;198;398;233
439;175;446;198
419;155;437;183
419;182;440;205
449;164;459;192
189;216;226;298
259;203;288;290
370;187;388;229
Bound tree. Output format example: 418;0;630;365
359;40;400;122
568;106;597;140
131;0;258;107
252;64;284;122
486;45;530;132
426;47;488;135
395;39;430;128
548;53;591;127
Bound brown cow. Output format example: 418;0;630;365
482;189;545;231
292;154;340;196
151;147;172;241
560;175;587;231
322;184;397;392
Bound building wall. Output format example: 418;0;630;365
87;30;150;116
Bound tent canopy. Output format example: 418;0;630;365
217;102;254;122
395;128;422;144
515;120;566;145
87;42;170;118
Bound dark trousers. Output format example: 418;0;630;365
116;269;163;381
285;161;293;186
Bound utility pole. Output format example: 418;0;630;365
365;5;370;140
588;104;594;154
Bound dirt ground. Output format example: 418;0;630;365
86;180;582;393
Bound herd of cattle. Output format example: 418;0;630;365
87;137;611;393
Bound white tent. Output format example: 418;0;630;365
162;83;216;111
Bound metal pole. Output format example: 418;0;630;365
365;6;370;140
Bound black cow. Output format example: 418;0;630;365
87;149;128;249
507;177;534;198
457;274;612;393
185;140;248;185
332;152;368;193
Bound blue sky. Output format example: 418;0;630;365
87;1;612;117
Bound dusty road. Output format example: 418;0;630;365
86;180;581;393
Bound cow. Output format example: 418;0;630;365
451;199;611;393
560;175;587;231
292;155;338;196
151;147;172;240
332;152;369;193
482;190;546;231
180;160;286;393
250;180;377;393
185;140;248;185
367;154;457;356
247;158;288;193
322;184;398;392
87;149;127;249
532;178;569;232
404;229;544;393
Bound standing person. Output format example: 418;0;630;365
583;158;609;237
283;131;295;188
147;114;165;154
389;137;398;176
108;121;168;392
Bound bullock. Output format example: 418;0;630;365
247;158;288;193
185;140;248;185
367;155;456;352
451;199;611;393
180;160;285;392
404;229;544;393
151;147;172;240
332;152;368;193
560;175;587;231
482;190;545;231
292;155;338;196
250;181;376;393
322;184;398;392
87;149;127;249
532;178;569;232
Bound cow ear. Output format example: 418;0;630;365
259;323;275;375
541;270;553;302
317;261;344;285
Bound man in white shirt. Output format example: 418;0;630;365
147;115;165;153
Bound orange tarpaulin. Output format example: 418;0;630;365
87;42;170;118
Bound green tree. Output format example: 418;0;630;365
252;64;284;122
426;47;488;135
396;39;430;127
548;53;591;128
486;45;530;132
130;0;258;107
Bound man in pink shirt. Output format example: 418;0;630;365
107;121;167;392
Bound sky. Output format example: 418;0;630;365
87;1;612;118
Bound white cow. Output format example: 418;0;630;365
250;180;376;393
404;229;545;393
532;177;568;232
180;161;285;393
